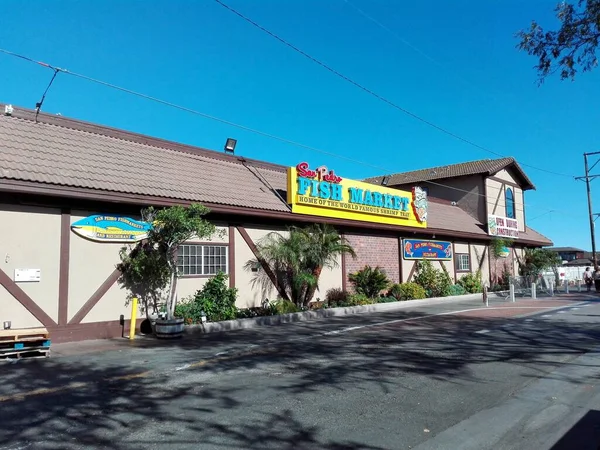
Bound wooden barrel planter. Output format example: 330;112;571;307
154;318;185;339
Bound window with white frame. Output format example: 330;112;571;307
177;244;228;276
456;254;470;272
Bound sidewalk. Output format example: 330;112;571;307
49;292;595;360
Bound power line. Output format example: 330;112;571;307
0;47;559;216
342;0;569;153
213;0;575;180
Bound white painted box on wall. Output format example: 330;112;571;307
14;268;41;282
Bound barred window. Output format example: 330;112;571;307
456;254;470;272
177;245;228;276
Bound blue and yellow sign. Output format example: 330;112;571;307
287;162;428;227
71;215;152;243
403;239;452;260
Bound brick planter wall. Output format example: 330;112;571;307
344;234;400;288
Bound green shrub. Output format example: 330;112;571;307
345;293;376;306
448;284;468;296
413;260;453;298
271;298;300;315
388;282;427;301
375;296;398;303
457;271;483;293
174;271;238;323
174;295;204;325
235;307;274;319
325;288;349;307
348;266;391;298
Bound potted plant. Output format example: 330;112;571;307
117;203;217;339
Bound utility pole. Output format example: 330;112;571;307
577;151;600;270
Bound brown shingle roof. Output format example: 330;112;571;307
0;111;290;213
0;103;551;246
365;157;536;190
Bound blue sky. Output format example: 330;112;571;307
0;0;597;249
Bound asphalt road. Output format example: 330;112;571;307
2;296;600;450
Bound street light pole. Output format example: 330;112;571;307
584;153;598;269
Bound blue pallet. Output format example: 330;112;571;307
13;339;51;350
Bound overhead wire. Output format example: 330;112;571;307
212;0;575;180
342;0;572;161
0;47;562;216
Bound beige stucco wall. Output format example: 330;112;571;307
454;243;469;254
401;258;415;283
493;169;517;183
486;178;505;217
315;254;342;302
71;213;230;323
470;244;490;286
235;226;286;308
234;226;342;308
0;204;61;327
0;285;44;328
515;188;525;232
486;170;526;232
69;210;131;323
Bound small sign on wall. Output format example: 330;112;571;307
403;239;453;260
14;268;41;282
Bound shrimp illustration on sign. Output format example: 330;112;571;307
404;240;414;257
444;245;452;258
412;186;428;224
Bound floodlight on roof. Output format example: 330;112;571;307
224;138;237;154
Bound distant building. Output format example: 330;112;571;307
548;247;585;263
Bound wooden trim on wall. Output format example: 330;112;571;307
228;225;236;289
398;237;403;283
58;208;71;325
181;241;229;246
491;182;503;216
484;177;489;226
467;243;472;273
478;247;488;272
452;243;457;282
0;268;57;327
488;176;520;189
49;319;142;344
236;226;288;300
503;184;507;219
341;232;347;291
68;269;121;324
406;262;417;282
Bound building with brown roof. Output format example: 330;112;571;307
0;103;552;342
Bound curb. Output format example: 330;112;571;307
184;293;484;335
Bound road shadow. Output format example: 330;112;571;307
3;307;600;448
549;409;600;450
0;357;385;450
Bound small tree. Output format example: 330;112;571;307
516;248;562;286
117;241;171;319
413;260;452;298
245;224;356;307
117;203;217;320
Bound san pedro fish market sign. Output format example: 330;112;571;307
287;162;428;227
487;214;519;239
71;215;152;243
403;239;452;260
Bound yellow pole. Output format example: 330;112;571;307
129;297;138;340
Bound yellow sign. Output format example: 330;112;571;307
287;162;427;228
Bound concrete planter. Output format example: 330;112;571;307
155;318;185;339
185;292;483;336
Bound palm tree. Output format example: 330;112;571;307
245;224;356;307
